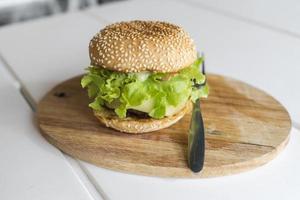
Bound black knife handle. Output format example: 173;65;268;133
188;98;205;172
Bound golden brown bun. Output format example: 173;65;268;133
89;20;197;73
93;101;192;134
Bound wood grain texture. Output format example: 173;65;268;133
37;74;291;178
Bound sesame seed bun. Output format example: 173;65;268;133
93;101;192;134
89;20;197;73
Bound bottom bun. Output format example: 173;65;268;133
93;101;192;134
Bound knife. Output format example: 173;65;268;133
188;54;206;173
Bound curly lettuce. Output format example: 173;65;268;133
81;57;208;119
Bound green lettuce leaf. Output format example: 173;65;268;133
81;57;208;119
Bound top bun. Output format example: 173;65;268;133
89;20;197;73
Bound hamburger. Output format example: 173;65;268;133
81;20;208;133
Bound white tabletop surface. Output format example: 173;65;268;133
0;0;300;199
0;61;94;200
183;0;300;37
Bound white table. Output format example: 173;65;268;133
182;0;300;37
0;59;97;200
0;0;300;199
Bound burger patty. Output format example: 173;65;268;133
127;109;150;118
104;104;150;118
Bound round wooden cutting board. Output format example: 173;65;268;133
37;74;291;178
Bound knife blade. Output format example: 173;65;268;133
188;98;205;172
